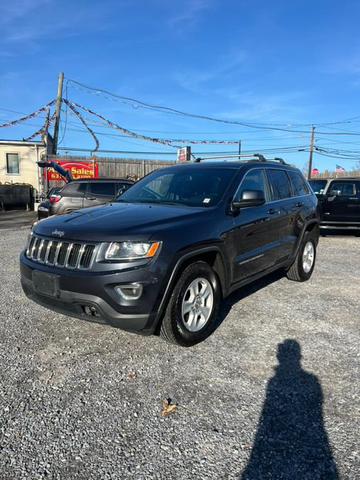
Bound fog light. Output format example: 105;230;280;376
83;305;100;317
115;283;143;301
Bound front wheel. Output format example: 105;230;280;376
286;233;317;282
160;261;221;347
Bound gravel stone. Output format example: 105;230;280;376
0;228;359;479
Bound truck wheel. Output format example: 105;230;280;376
286;232;317;282
160;261;221;347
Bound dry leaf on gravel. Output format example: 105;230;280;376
161;399;177;417
127;371;137;380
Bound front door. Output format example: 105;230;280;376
229;168;279;283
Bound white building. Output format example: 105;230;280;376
0;140;46;192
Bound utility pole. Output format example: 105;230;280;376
238;140;241;156
307;125;315;180
52;72;64;155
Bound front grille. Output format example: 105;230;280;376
26;235;96;270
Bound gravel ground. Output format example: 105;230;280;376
0;211;36;230
0;228;359;480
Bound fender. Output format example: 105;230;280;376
293;219;320;259
154;245;229;327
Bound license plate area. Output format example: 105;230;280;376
32;271;59;297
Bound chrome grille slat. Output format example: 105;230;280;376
54;241;62;265
25;235;96;270
30;237;39;259
37;240;44;261
64;243;74;268
75;244;86;269
32;238;41;259
44;241;52;263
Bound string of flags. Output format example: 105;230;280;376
1;97;240;147
70;100;240;146
70;101;174;146
64;100;100;152
0;100;55;129
23;110;56;142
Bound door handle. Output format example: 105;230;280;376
294;201;304;208
87;196;96;200
268;208;279;215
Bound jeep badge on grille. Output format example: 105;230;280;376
52;229;65;238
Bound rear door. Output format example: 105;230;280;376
84;182;116;208
287;170;312;255
230;168;279;283
58;182;86;213
322;180;359;223
265;169;296;263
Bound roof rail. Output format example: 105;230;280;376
193;153;288;165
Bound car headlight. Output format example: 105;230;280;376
105;241;161;261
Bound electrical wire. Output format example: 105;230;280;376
66;77;360;133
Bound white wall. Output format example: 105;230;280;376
0;143;46;192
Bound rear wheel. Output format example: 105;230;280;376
287;233;317;282
160;261;221;347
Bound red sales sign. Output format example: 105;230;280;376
47;160;99;181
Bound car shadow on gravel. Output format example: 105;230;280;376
217;269;285;327
240;340;339;479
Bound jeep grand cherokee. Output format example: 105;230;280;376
20;158;319;347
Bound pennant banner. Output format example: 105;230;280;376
71;100;240;146
23;110;56;142
0;100;56;129
64;100;100;152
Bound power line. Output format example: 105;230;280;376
66;77;360;134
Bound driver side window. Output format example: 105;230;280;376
234;169;267;202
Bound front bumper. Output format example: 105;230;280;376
20;253;163;334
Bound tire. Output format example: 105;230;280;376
160;261;221;347
286;232;317;282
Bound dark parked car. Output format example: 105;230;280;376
37;178;134;219
309;178;360;231
21;158;319;347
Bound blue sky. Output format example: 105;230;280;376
1;0;360;171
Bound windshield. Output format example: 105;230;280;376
309;179;327;194
117;167;236;207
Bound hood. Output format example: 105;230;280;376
34;202;210;242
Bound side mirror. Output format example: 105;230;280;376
232;189;266;210
329;190;341;196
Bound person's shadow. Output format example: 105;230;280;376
241;340;339;480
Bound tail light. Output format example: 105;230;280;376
49;195;62;204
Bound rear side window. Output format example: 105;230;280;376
267;169;292;200
61;183;87;197
88;182;116;197
328;181;356;196
234;169;267;202
309;179;327;194
288;171;310;196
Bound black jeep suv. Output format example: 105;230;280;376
20;158;319;347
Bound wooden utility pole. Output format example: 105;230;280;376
238;140;242;157
52;72;64;155
307;125;315;179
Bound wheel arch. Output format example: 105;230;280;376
153;246;228;333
